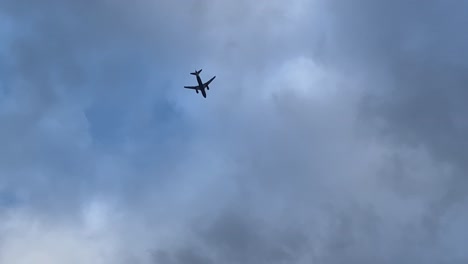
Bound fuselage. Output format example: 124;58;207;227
195;74;207;98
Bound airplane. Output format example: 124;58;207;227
184;69;216;98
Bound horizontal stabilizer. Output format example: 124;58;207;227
190;69;202;75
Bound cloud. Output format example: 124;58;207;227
0;0;467;263
328;0;468;241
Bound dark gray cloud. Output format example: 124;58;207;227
0;0;467;263
328;0;468;241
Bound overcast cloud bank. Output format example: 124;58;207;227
0;0;467;263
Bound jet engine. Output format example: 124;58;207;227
196;89;199;93
206;86;209;90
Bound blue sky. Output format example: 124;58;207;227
0;0;468;263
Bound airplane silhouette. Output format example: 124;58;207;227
183;69;216;98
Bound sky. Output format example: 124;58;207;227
0;0;467;263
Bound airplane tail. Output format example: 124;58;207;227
190;69;202;75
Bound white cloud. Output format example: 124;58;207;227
0;208;122;264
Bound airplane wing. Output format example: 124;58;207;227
203;76;216;87
184;85;198;90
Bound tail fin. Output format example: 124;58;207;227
190;69;202;75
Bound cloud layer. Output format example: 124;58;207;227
0;0;467;263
